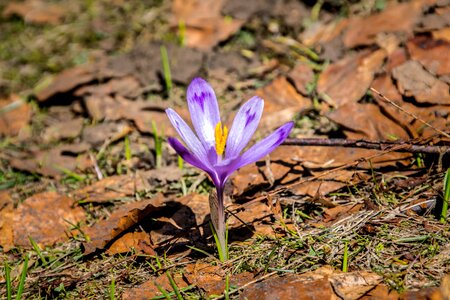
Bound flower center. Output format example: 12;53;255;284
214;122;228;156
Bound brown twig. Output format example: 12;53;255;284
370;87;450;139
282;138;450;154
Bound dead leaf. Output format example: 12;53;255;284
150;194;209;246
3;0;67;25
343;2;423;48
8;143;92;178
317;49;386;107
323;204;364;223
184;262;254;296
0;191;14;252
36;64;99;102
407;35;450;76
0;95;31;137
254;76;310;132
300;19;349;47
392;60;450;104
13;191;85;248
107;232;155;255
83;195;167;255
327;102;410;140
228;200;274;237
122;272;188;300
172;0;243;51
42;118;83;142
433;27;450;43
288;62;315;96
241;267;381;300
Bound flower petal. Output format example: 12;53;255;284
187;77;221;149
167;137;212;173
225;96;264;159
236;121;294;169
166;108;208;162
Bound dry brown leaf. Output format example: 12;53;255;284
0;95;31;137
288;62;315;96
171;0;243;51
300;19;349;47
0;191;14;252
150;194;209;246
13;191;85;248
254;76;310;132
122;272;188;300
3;0;67;25
241;267;381;300
42;118;83;142
228;200;275;237
36;64;99;102
8;143;92;178
83;195;167;255
232;145;411;198
407;35;450;76
323;204;364;223
107;232;155;255
317;49;386;107
392;60;450;104
343;2;423;48
184;262;254;296
327;102;410;140
433;27;450;42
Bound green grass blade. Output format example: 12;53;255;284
441;168;450;223
5;262;12;300
16;253;29;300
160;45;172;93
110;276;115;300
154;282;171;300
124;135;132;161
342;242;349;272
28;236;47;266
152;121;162;168
165;271;183;300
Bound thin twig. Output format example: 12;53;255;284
282;138;450;154
370;87;450;139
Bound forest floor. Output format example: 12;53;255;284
0;0;450;299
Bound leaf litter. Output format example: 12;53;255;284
0;0;450;299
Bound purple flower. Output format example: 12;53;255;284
166;77;294;192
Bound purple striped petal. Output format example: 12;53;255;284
236;121;294;169
225;96;264;159
167;137;213;173
187;77;221;150
166;108;209;163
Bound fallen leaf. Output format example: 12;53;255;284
327;102;410;140
74;76;142;99
317;49;386;107
406;35;450;76
0;191;14;252
150;194;209;246
172;0;243;51
288;62;315;96
42;118;84;142
13;191;85;248
3;0;67;25
183;262;254;296
300;19;349;47
432;27;450;43
0;95;31;137
8;143;92;178
241;268;382;300
254;76;310;132
323;204;364;223
82;195;167;255
72;173;150;203
107;232;155;255
343;2;423;48
122;272;188;300
392;60;450;104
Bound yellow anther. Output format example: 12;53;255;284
214;122;228;156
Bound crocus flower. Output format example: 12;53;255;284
166;77;293;260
